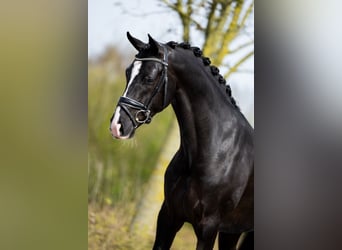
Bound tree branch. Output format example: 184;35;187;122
205;2;233;58
203;0;218;52
214;1;243;65
160;0;178;11
192;19;205;31
236;69;254;74
224;50;254;79
240;1;254;28
182;0;193;41
157;0;254;79
229;40;254;54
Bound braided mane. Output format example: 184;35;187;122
166;41;239;110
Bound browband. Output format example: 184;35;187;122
135;57;168;66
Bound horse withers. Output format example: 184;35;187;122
110;33;254;250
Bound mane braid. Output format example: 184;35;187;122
166;41;240;110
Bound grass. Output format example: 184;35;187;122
88;203;201;250
88;203;151;250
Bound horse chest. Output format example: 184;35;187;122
167;172;223;223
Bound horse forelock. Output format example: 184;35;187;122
135;43;163;59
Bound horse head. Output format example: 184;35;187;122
110;32;175;139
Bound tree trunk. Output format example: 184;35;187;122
130;120;179;239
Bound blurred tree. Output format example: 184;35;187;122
160;0;254;78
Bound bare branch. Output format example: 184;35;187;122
160;0;178;11
229;40;254;54
224;50;254;79
157;0;254;79
237;69;254;74
203;1;218;51
192;19;205;31
240;1;254;28
214;1;243;65
223;62;254;74
182;0;193;41
187;0;193;15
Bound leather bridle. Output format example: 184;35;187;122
117;45;169;128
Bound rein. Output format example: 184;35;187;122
117;45;169;128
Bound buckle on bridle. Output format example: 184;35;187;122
135;110;151;124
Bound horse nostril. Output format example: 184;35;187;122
119;124;124;135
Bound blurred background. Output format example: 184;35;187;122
88;0;254;249
1;0;341;249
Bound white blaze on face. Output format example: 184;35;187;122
111;61;142;138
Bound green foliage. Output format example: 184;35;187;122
88;54;174;206
160;0;254;79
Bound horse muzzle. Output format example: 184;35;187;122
110;106;136;139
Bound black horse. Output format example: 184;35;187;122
110;33;254;250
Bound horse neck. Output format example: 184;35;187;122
169;54;240;167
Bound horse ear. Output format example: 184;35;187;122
127;32;146;52
148;34;159;54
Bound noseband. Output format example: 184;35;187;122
117;45;169;128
